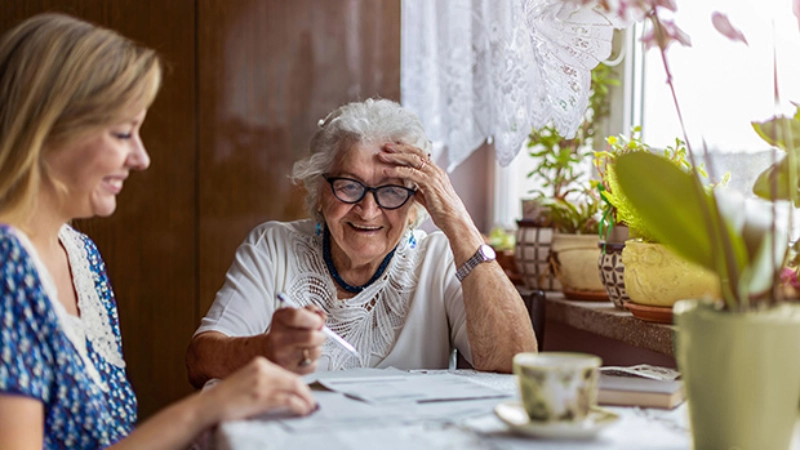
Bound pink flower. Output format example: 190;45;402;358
711;12;748;45
568;0;675;23
780;267;800;289
795;0;800;31
641;18;691;50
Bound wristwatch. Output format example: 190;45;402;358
456;244;496;282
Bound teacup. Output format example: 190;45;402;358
513;352;602;423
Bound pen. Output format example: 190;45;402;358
276;292;361;359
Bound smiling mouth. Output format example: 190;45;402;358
349;223;382;232
103;177;125;194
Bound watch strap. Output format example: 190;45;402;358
456;244;495;282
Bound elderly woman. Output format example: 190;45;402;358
186;99;536;387
0;13;315;449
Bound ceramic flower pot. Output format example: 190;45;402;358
622;241;719;307
597;241;629;309
549;233;607;300
674;299;800;450
515;220;561;291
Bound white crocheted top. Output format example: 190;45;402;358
196;220;472;371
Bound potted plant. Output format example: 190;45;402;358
602;2;800;447
515;63;617;294
593;128;722;312
547;187;608;299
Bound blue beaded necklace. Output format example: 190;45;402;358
323;225;397;293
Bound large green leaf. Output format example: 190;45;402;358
752;155;800;202
615;152;716;270
752;116;800;151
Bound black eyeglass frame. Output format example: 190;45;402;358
323;175;417;210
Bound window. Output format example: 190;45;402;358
494;0;800;230
636;0;800;195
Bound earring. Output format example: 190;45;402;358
407;226;417;249
315;222;323;236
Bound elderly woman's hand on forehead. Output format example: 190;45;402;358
378;142;473;233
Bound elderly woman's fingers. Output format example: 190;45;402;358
382;142;432;170
303;304;328;323
274;305;325;330
265;308;327;371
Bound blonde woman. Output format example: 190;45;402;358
0;13;316;449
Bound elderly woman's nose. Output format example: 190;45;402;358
356;191;381;213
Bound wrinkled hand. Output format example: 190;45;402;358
378;142;473;234
264;305;327;374
202;357;316;422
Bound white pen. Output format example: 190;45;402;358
276;292;361;359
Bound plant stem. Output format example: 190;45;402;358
650;11;740;309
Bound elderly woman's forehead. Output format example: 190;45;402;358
331;142;383;164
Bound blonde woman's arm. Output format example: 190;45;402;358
111;357;315;450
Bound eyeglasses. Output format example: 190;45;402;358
323;175;416;210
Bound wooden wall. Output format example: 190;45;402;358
1;0;401;419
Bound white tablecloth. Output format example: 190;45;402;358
207;369;799;450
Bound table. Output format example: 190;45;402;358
205;369;703;450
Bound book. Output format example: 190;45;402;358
597;372;685;409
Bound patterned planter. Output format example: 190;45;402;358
622;240;720;308
597;241;629;309
515;219;561;291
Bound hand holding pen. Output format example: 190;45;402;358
264;295;329;373
277;292;361;360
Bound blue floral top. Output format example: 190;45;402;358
0;224;137;449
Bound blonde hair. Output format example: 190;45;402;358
0;13;162;225
291;98;431;228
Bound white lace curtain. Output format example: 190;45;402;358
401;0;624;172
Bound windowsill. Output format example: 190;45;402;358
543;293;675;356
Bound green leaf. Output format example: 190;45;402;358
752;155;800;202
615;152;716;270
751;116;800;151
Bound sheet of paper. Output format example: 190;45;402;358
318;372;511;403
277;390;410;431
277;389;508;433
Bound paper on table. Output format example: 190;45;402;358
599;364;681;381
279;383;509;432
278;390;409;431
317;372;511;404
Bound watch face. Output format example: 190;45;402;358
480;244;496;260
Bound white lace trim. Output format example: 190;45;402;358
59;226;126;370
9;227;113;390
285;228;421;371
401;0;626;170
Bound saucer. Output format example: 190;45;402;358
494;401;620;440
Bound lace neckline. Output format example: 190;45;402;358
286;220;421;370
322;225;396;293
9;226;126;385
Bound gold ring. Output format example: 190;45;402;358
299;348;312;367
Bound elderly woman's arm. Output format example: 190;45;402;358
187;307;326;389
440;213;538;373
379;144;537;373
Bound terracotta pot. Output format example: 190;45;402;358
622;241;719;307
675;299;800;449
550;233;606;299
515;220;561;291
